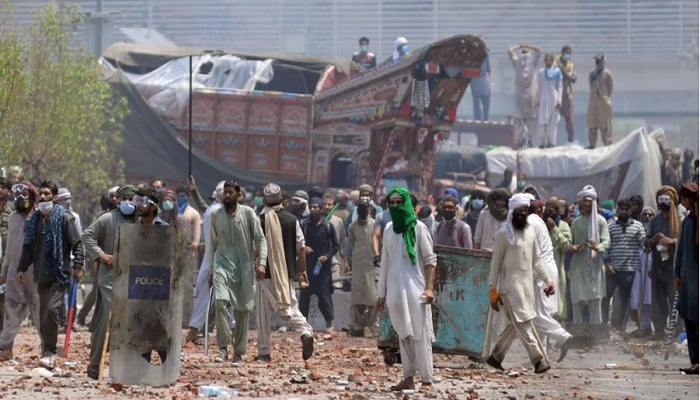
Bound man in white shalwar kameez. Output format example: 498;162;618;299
377;188;437;392
508;44;542;148
486;193;555;373
184;181;224;344
536;53;563;148
525;196;573;362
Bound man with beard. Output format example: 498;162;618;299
644;186;681;340
134;189;166;225
543;196;572;320
486;193;554;373
376;188;437;391
299;198;339;332
184;181;224;344
0;182;41;360
209;181;267;365
17;181;84;370
474;188;510;251
347;199;377;337
568;185;610;324
601;199;646;334
255;183;314;362
81;185;138;379
436;195;472;249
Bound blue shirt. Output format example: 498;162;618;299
470;53;491;97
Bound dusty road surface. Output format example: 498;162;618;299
0;324;696;400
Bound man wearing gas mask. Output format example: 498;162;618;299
81;185;138;379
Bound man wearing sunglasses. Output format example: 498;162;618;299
0;182;41;361
16;180;84;370
81;185;138;379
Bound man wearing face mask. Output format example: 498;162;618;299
352;36;376;70
644;186;682;340
299;198;339;332
159;189;180;226
475;188;511;251
462;191;485;235
392;37;409;64
81;185;138;379
436;195;472;249
586;53;613;148
555;46;577;143
347;199;377;336
16;180;84;370
508;43;542;148
544;196;572;320
0;182;41;361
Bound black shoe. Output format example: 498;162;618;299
558;336;572;362
486;355;504;371
349;328;365;337
213;348;228;363
254;354;271;362
680;365;699;375
231;354;243;366
534;360;551;373
87;368;98;380
301;334;314;360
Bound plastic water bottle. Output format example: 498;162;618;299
197;385;238;397
313;259;322;276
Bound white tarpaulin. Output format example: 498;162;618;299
485;127;664;206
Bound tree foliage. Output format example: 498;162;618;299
0;1;126;216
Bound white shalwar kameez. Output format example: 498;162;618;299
536;66;563;147
188;202;222;330
378;221;437;382
528;214;571;348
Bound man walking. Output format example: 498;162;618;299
299;198;339;332
602;199;646;334
0;182;41;361
209;181;267;365
376;187;437;391
255;183;314;362
347;199;378;337
17;181;84;369
486;193;555;373
81;185;138;379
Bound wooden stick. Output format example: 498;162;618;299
98;310;112;381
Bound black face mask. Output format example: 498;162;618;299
658;203;671;212
15;196;31;214
442;210;456;221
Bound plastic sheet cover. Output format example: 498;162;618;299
124;55;273;121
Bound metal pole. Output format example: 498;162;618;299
188;55;193;178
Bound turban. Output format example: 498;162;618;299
509;193;533;212
599;198;615;211
444;187;458;198
577;185;598;201
263;183;283;204
117;185;138;198
212;181;225;201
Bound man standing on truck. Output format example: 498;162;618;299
352;36;377;70
508;43;542;148
377;187;437;391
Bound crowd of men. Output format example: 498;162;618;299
0;167;696;388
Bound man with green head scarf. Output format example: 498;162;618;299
376;187;437;392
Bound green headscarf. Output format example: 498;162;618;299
386;187;417;265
